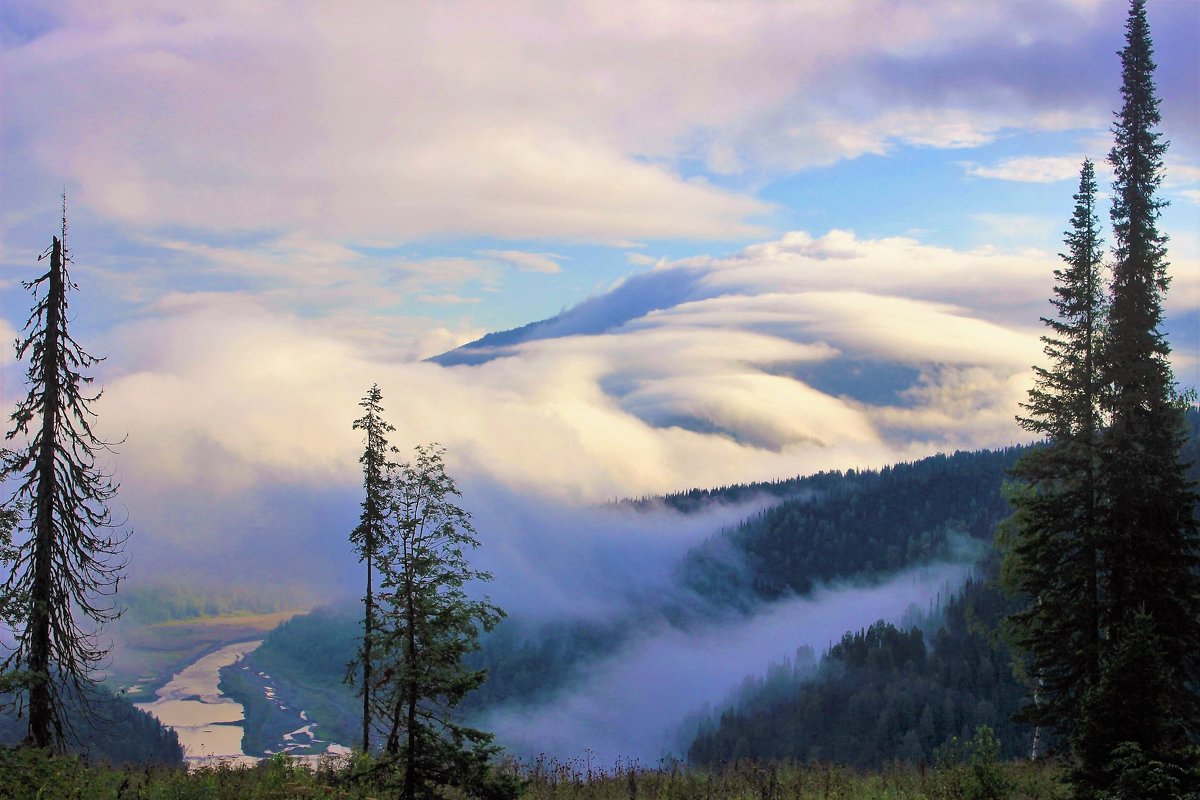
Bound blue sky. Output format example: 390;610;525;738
0;1;1198;586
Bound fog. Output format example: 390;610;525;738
481;560;972;765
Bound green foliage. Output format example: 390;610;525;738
682;447;1026;607
1001;162;1107;748
0;747;1067;800
369;443;506;799
120;583;305;624
347;383;396;752
518;755;1065;800
1003;3;1200;796
930;727;1014;800
1092;742;1194;800
1073;610;1197;797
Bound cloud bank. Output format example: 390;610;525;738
4;1;1195;249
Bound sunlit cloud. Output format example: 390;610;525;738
63;231;1077;579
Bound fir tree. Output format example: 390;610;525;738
1;210;128;750
1080;0;1200;783
372;444;505;800
347;384;395;753
1001;159;1106;746
1074;609;1194;798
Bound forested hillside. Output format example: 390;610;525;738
0;684;182;765
677;446;1026;608
227;444;1027;757
688;565;1030;767
224;412;1197;763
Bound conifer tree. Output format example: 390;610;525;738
347;384;395;753
1002;159;1106;744
1079;0;1200;783
1;210;127;750
372;444;505;800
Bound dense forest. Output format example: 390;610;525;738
678;446;1027;608
120;584;310;625
688;565;1031;767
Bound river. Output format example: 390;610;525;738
135;639;352;768
135;640;264;767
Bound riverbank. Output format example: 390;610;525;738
218;651;353;759
106;610;307;703
135;640;264;767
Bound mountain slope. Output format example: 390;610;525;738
225;442;1033;758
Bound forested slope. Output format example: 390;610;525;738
688;566;1030;767
230;414;1197;764
0;684;183;765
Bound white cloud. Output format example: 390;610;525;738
1166;163;1200;185
480;250;565;274
965;155;1099;183
0;319;16;367
87;231;1072;520
417;294;482;305
14;225;1183;590
3;0;1168;246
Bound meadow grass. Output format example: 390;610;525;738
0;746;1068;800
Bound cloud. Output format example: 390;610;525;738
1167;163;1200;185
965;155;1100;183
480;250;565;274
6;227;1188;595
5;0;1194;249
0;318;16;367
90;231;1082;502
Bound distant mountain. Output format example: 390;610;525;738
428;265;710;367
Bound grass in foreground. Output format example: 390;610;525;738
0;745;1068;800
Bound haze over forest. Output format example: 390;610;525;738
1;1;1199;774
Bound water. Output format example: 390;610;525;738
136;640;263;767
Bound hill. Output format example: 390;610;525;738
223;441;1034;761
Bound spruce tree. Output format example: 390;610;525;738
1;211;127;750
347;384;395;753
1080;0;1200;783
372;444;505;800
1002;159;1107;747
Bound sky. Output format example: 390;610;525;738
1;0;1199;592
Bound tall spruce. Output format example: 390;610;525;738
1080;0;1200;784
1;208;127;750
347;384;395;753
1002;158;1106;747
